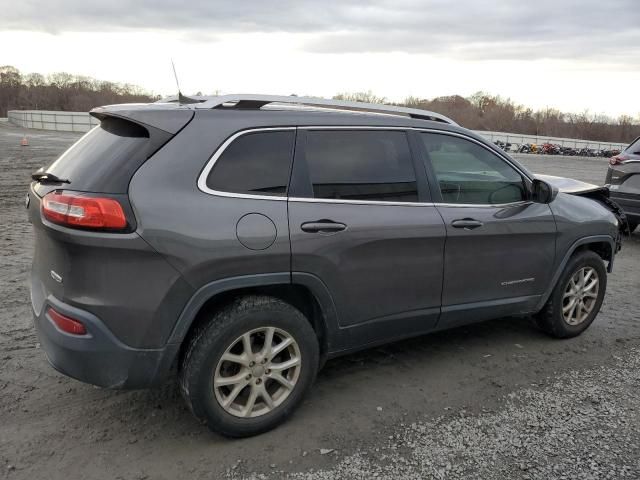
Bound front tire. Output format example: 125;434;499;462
179;295;319;437
534;250;607;338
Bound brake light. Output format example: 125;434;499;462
47;307;87;335
42;192;127;230
610;154;628;166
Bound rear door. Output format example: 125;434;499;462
288;128;446;349
416;131;557;326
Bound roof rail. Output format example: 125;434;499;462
190;94;457;125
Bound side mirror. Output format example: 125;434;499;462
531;179;558;204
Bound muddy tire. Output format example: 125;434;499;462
178;295;319;437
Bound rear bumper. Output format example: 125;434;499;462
32;295;178;389
609;192;640;222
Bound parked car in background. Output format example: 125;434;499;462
606;135;640;233
29;94;624;437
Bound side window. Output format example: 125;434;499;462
303;130;418;202
627;136;640;154
206;130;294;196
420;133;526;205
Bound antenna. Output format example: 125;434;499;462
170;59;201;105
171;58;181;92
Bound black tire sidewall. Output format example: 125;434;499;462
183;298;319;437
549;251;607;337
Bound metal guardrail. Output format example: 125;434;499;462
474;130;628;152
6;110;631;151
8;110;99;133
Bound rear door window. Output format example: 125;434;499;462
301;130;418;202
420;133;526;205
206;130;295;196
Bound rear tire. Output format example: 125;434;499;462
179;295;319;437
534;251;607;338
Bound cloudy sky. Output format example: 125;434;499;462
1;0;639;117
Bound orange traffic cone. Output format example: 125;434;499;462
20;136;29;146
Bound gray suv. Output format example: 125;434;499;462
29;95;623;437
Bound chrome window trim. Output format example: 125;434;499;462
289;197;435;207
288;197;529;208
197;125;532;209
298;126;409;130
435;201;531;208
197;127;296;201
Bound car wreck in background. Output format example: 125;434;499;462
606;136;640;233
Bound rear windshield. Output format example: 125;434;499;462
44;117;150;193
626;136;640;154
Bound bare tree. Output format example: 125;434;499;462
0;66;154;116
1;68;637;143
333;91;388;104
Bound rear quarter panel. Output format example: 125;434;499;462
128;111;292;290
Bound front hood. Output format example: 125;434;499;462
535;174;608;195
536;175;628;240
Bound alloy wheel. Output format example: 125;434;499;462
562;266;599;326
213;327;302;418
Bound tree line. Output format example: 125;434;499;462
335;91;639;144
0;65;155;116
1;65;638;143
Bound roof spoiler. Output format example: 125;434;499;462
90;105;194;134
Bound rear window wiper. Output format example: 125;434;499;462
31;171;71;184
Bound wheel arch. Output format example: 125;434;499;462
574;241;614;267
536;235;615;312
168;273;340;367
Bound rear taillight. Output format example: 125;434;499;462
41;192;127;230
610;154;629;166
47;307;87;335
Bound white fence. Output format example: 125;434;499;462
8;110;99;133
6;110;631;151
475;130;628;152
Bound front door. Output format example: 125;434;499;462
288;129;446;349
416;131;557;325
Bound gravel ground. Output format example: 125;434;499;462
0;123;639;480
272;348;640;480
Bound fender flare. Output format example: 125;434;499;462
166;272;340;349
291;272;341;351
535;235;615;311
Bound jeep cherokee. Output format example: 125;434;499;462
28;94;623;437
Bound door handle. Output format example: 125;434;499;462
451;218;484;230
300;220;347;233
